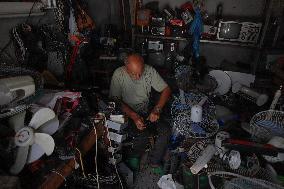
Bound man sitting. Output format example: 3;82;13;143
109;53;172;175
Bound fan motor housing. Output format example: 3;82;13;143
15;127;34;147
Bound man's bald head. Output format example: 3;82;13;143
125;54;144;80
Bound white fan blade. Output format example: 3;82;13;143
27;143;45;163
34;133;55;155
10;146;29;175
37;117;59;135
29;108;55;129
8;111;26;132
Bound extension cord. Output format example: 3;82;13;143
108;145;122;153
108;131;127;143
109;154;122;165
107;120;127;132
110;115;126;124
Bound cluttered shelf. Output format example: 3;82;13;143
134;33;259;48
134;33;191;41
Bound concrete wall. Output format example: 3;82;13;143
85;0;121;31
0;9;55;54
144;0;266;18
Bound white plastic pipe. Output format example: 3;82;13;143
232;82;268;106
190;144;217;174
270;86;282;110
191;96;208;123
179;89;186;104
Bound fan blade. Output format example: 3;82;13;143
8;111;26;132
29;108;55;129
27;143;45;163
34;133;55;155
10;146;29;175
37;117;59;135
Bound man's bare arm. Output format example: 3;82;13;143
148;86;171;122
121;102;146;130
155;86;172;110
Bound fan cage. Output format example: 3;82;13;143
250;110;284;142
171;92;218;138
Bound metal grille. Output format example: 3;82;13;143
250;110;284;141
171;92;218;138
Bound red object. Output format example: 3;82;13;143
66;35;88;81
227;139;275;150
181;2;194;12
170;19;184;27
165;26;171;36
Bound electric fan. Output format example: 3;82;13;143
208;171;284;189
209;70;232;95
245;86;284;142
171;92;218;138
0;76;35;106
7;107;59;175
0;66;43;119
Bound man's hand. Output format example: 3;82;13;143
148;107;161;122
132;114;146;131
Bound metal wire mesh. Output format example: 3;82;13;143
250;110;284;141
209;171;284;189
184;139;275;183
171;92;218;138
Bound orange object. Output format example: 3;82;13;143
165;26;171;36
136;9;151;26
75;3;95;32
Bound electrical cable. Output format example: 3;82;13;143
75;147;86;178
93;121;100;189
51;169;67;184
25;0;38;24
103;115;124;189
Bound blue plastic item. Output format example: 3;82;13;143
189;8;203;59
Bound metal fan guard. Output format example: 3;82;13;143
250;110;284;141
171;92;218;138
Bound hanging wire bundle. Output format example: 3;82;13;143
171;92;218;138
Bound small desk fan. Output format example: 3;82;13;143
7;107;59;174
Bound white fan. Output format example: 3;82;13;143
8;107;59;175
0;76;35;106
209;70;232;95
